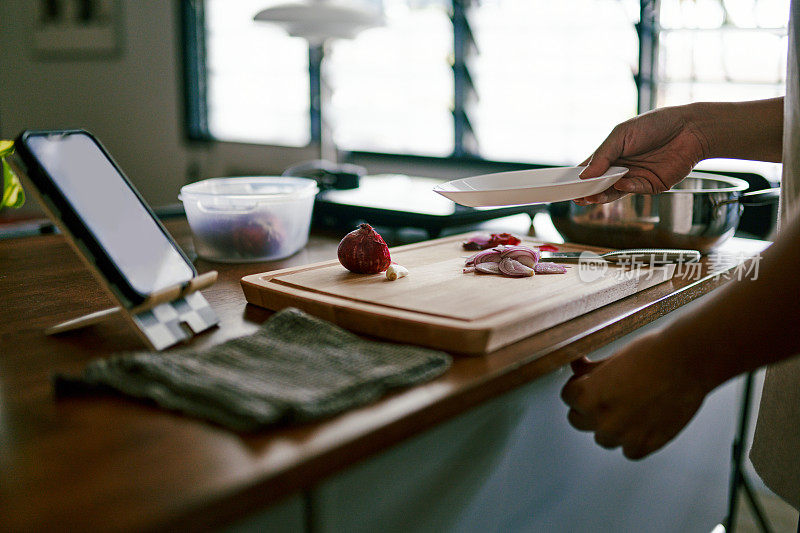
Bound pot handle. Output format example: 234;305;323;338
714;187;781;207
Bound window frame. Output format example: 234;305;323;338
180;0;656;166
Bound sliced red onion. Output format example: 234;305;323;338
471;249;502;265
498;257;534;277
465;246;507;266
462;234;492;250
499;246;540;266
501;249;539;267
464;251;480;266
464;243;555;277
475;262;501;274
534;262;567;274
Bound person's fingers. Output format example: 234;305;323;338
623;433;655;461
576;187;628;205
613;176;645;193
560;374;588;407
579;154;613;179
570;357;602;376
614;175;660;194
580;127;625;179
594;431;619;449
622;425;666;461
567;408;595;431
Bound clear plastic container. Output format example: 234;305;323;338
179;177;319;263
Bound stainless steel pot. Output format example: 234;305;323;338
548;172;780;253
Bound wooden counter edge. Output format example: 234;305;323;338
154;258;749;532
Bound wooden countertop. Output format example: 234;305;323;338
0;218;768;532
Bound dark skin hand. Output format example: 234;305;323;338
575;106;710;204
562;208;800;459
561;332;707;460
562;97;796;459
576;98;784;204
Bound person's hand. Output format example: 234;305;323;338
560;331;712;460
575;105;711;205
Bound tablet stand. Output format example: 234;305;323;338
9;157;220;351
46;271;219;351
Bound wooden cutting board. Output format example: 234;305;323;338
241;234;675;355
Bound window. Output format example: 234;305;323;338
201;0;311;146
467;0;640;164
655;0;788;178
327;0;455;156
657;0;788;107
183;0;788;171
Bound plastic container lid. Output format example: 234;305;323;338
180;177;319;202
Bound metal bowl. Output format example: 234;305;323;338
548;173;757;253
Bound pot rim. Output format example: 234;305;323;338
663;172;749;194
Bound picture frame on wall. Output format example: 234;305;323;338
33;0;122;59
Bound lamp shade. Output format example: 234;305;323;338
254;1;383;44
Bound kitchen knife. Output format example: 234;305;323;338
540;248;701;264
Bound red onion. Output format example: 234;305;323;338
471;249;502;265
499;246;540;268
337;223;392;274
462;242;566;278
462;232;521;250
464;251;480;266
462;234;493;250
475;262;501;274
534;262;568;274
499;257;534;277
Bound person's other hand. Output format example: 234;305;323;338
560;331;711;459
574;105;711;205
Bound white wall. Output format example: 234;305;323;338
0;0;315;207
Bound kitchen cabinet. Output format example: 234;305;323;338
225;495;305;533
310;302;741;533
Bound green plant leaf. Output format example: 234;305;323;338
2;154;25;209
0;140;13;157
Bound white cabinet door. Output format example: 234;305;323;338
310;303;742;533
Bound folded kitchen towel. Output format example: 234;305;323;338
53;308;452;431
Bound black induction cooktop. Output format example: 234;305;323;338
313;174;544;238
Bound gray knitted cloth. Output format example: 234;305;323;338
54;308;452;431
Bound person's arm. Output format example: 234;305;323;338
667;212;800;388
689;98;784;162
576;97;784;204
560;209;800;459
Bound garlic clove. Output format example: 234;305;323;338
386;263;409;280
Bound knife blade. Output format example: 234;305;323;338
539;248;701;264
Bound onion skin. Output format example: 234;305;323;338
338;223;392;274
